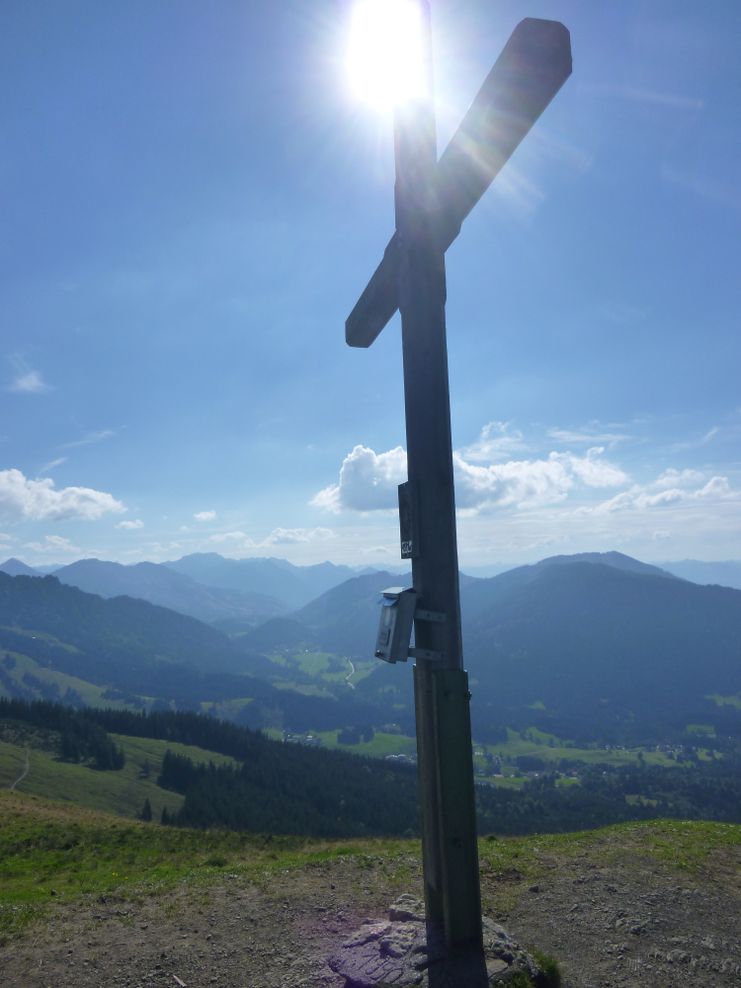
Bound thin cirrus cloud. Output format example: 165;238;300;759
23;535;80;555
312;439;628;515
194;510;217;522
7;356;49;394
209;527;335;548
116;519;144;530
59;429;116;450
0;468;125;522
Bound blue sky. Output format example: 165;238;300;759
2;0;740;571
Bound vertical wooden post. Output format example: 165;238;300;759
394;1;483;964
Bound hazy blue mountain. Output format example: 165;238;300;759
164;553;356;609
0;573;376;732
53;558;284;625
657;559;741;591
461;551;678;619
248;552;741;744
0;557;39;577
293;570;411;656
458;560;741;742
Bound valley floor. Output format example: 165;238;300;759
2;811;740;988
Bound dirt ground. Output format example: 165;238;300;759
2;836;740;988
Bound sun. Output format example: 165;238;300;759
345;0;428;111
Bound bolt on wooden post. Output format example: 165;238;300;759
345;5;572;972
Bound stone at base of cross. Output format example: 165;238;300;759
329;894;546;987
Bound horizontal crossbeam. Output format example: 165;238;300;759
346;17;572;348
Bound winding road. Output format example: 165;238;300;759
344;658;356;689
9;747;30;790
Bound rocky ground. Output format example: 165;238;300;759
2;827;740;988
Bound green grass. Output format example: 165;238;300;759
0;790;286;937
0;650;118;707
473;728;678;770
315;729;418;758
707;692;741;710
0;733;237;821
2;789;739;945
309;723;678;772
0;789;413;939
686;723;716;737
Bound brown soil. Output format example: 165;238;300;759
2;834;740;987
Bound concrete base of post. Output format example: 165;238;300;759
328;895;546;987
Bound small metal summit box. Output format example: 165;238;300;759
375;586;417;663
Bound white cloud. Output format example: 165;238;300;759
116;519;144;530
208;530;248;544
262;527;336;545
454;453;573;511
563;447;629;488
311;445;407;513
0;468;125;521
209;527;335;548
194;510;217;522
314;442;627;516
23;535;80;555
653;468;705;490
460;422;526;462
589;476;736;516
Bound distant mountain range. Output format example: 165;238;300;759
0;558;38;577
0;554;361;627
458;554;741;741
163;553;357;609
254;551;741;744
2;550;740;747
51;558;285;626
0;572;377;732
656;559;741;591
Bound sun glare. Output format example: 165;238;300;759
346;0;428;111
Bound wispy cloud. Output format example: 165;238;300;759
459;422;527;461
653;468;705;490
0;468;125;522
116;519;144;530
60;429;116;450
547;426;630;447
585;476;737;516
39;457;68;474
7;355;49;394
208;527;336;548
23;535;81;555
194;510;217;522
662;165;741;212
618;86;704;112
671;425;720;452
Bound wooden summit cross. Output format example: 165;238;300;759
345;7;571;974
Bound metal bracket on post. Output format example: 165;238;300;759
409;646;443;662
416;608;446;624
